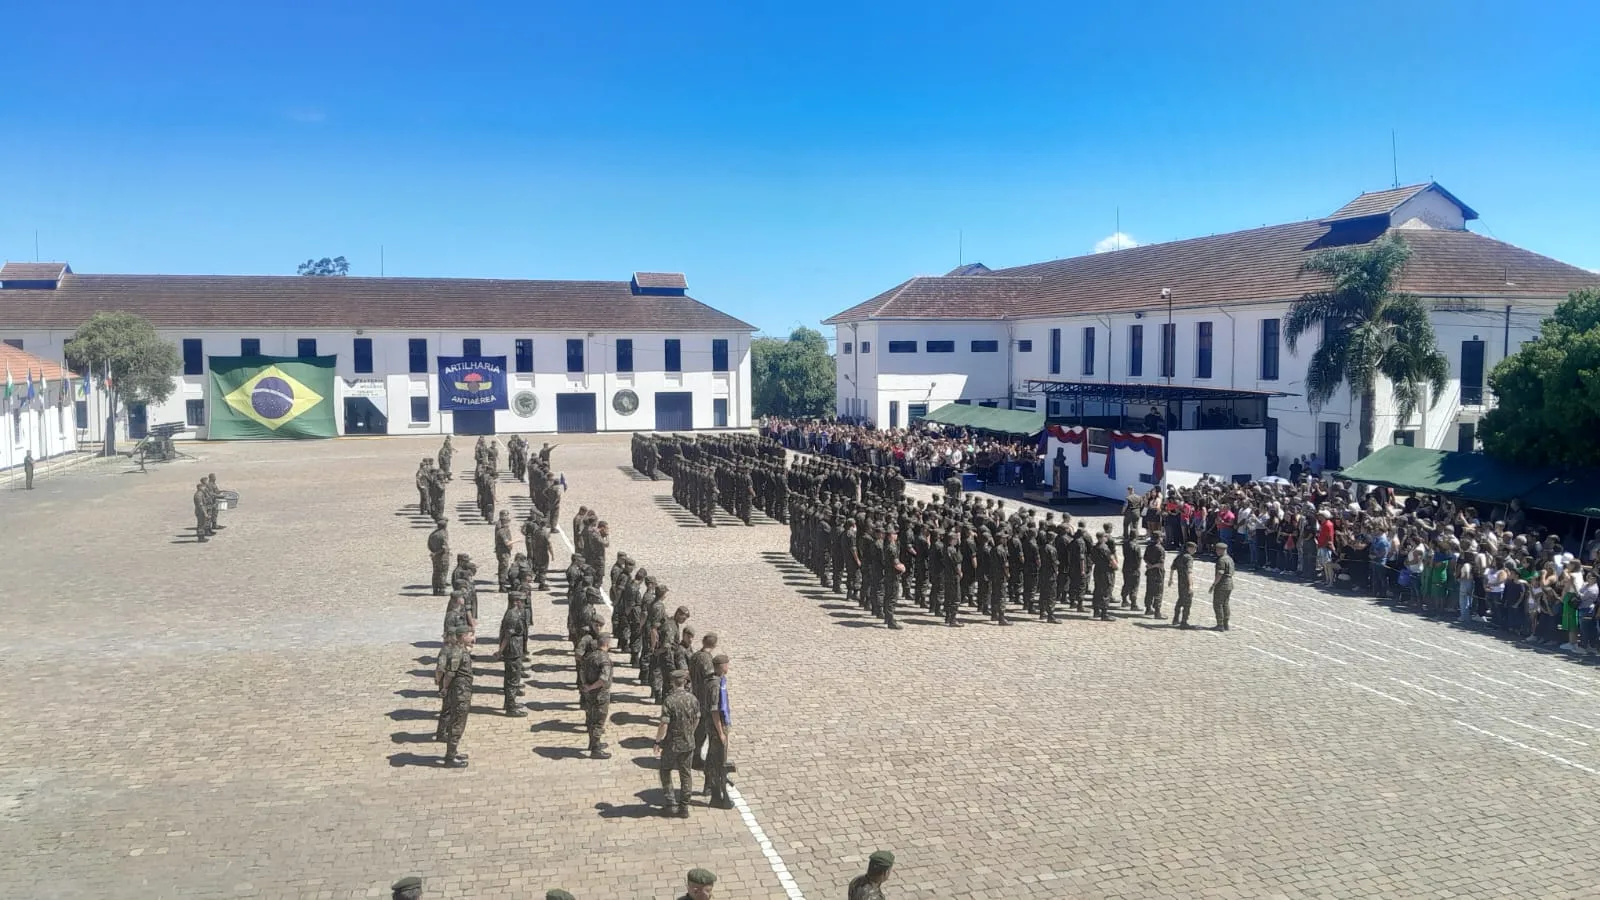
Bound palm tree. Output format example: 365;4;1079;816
1284;234;1449;461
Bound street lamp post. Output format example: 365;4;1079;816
1161;287;1173;385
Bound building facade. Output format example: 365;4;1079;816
1;342;78;474
0;267;754;440
827;184;1599;486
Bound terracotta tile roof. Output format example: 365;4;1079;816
0;343;75;383
827;222;1598;323
0;273;755;332
822;276;1041;324
0;261;71;283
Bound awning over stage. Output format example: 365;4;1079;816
919;403;1045;436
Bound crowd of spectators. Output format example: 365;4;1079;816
1143;476;1600;655
761;417;1041;487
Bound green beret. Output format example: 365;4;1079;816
391;876;423;892
687;868;717;886
546;891;575;900
869;850;895;870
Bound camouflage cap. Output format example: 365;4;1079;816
687;868;717;885
391;876;423;893
868;850;895;871
546;891;576;900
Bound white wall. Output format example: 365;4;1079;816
1041;434;1163;500
834;319;1009;424
1391;190;1469;231
2;394;78;473
7;328;753;438
1164;429;1266;486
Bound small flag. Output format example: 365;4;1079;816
3;364;11;405
25;368;36;404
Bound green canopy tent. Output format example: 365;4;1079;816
918;403;1045;437
1337;445;1554;505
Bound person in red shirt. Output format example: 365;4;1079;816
1315;510;1337;586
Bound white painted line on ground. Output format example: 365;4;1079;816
1550;715;1600;732
1406;637;1468;658
1517;672;1592;697
1365;639;1432;661
1343;680;1409;705
1246;645;1305;667
1494;716;1590;747
1282;640;1349;666
1327;639;1388;662
728;785;807;900
555;528;575;555
1455;721;1600;776
1246;616;1308;637
1424;674;1499;701
1279;612;1337;631
1314;610;1378;630
1348;609;1413;629
1474;672;1546;698
1388;677;1461;703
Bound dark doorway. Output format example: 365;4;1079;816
1393;429;1416;447
1460;339;1485;405
343;398;389;435
127;402;148;439
888;401;900;429
712;398;728;428
556;393;597;433
1321;421;1342;469
452;409;495;435
908;403;927;422
1456;422;1477;453
654;392;693;432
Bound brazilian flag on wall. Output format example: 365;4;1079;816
208;355;338;439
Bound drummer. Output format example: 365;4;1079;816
205;473;227;533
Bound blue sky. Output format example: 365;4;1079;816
2;0;1596;335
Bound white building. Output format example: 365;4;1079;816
0;265;754;440
1;342;79;475
826;184;1599;497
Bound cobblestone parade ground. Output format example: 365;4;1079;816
7;433;1600;899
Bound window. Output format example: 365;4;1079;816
842;342;853;355
1160;324;1176;378
11;409;19;442
185;398;206;426
353;338;373;374
1081;327;1096;376
1196;321;1213;378
1049;328;1061;374
926;340;955;353
908;403;927;421
979;400;998;408
74;400;87;430
1128;325;1144;377
712;339;729;372
566;338;584;374
664;338;682;373
182;339;204;376
410;396;429;423
859;341;871;354
462;338;481;356
409;339;428;374
515;339;533;373
1017;339;1033;352
2;338;21;350
970;340;999;353
1260;319;1280;381
889;401;900;428
1460;339;1485;405
1047;399;1063;417
1013;398;1037;410
887;341;918;353
297;338;317;358
240;338;260;356
616;338;634;373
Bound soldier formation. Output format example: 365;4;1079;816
637;433;785;527
413;435;741;822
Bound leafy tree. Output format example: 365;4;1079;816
63;311;182;455
297;256;349;276
752;326;834;418
1284;234;1449;462
1480;288;1600;468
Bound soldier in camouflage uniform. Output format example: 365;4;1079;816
434;624;474;768
580;634;614;759
1142;535;1166;618
498;593;528;717
427;518;450;596
1168;541;1196;628
494;510;515;592
654;670;700;817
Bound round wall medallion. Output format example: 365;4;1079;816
512;391;539;416
612;389;640;416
